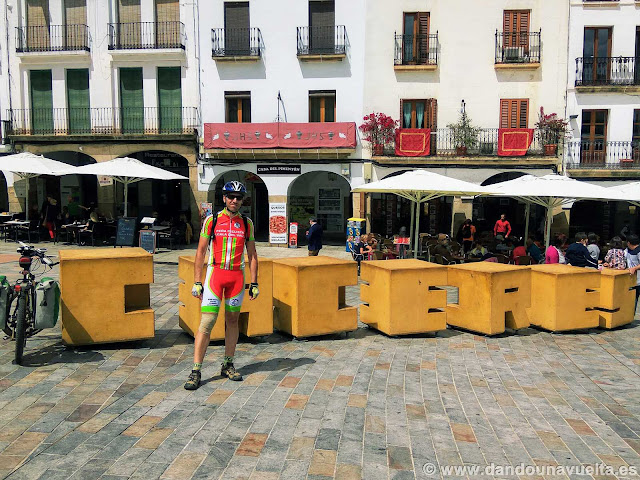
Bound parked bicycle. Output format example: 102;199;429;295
2;242;59;365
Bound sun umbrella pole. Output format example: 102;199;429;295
409;198;415;247
544;205;553;249
524;202;530;241
24;175;29;221
414;194;422;259
124;180;129;217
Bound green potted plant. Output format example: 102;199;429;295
447;110;481;156
359;112;397;156
535;107;569;156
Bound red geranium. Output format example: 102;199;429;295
359;112;397;149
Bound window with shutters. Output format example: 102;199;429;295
156;0;179;47
224;2;250;55
401;13;430;65
503;10;529;48
66;68;90;134
117;0;141;48
309;91;336;122
158;67;182;133
400;99;437;129
64;0;86;49
225;92;251;123
580;109;608;163
30;70;53;134
26;0;51;50
308;1;335;54
120;67;144;133
499;99;529;128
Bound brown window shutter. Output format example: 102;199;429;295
503;11;512;34
426;98;437;129
518;11;530;33
417;13;429;64
519;100;529;128
500;99;509;128
399;99;404;128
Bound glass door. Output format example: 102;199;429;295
583;27;612;85
581;110;607;164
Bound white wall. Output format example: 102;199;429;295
566;0;640;144
198;0;366;158
363;0;569;134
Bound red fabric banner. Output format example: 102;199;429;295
394;128;431;156
204;122;356;149
497;128;534;156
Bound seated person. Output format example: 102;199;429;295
468;240;488;258
433;235;463;264
512;239;526;262
526;237;543;264
77;212;99;245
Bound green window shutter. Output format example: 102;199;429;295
66;69;90;134
120;67;144;133
30;70;53;134
157;66;181;133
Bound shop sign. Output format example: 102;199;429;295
98;176;113;187
269;203;287;244
257;165;301;175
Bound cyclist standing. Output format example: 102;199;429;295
185;181;259;389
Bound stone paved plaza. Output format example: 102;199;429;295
0;242;639;479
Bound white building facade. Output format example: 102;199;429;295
565;0;640;238
198;0;366;241
361;0;570;236
0;0;201;224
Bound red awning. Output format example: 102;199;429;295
204;122;357;149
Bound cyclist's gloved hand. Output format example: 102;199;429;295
249;283;259;300
191;282;203;298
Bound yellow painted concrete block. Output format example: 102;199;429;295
360;259;447;335
446;262;531;335
59;248;154;345
528;264;600;332
597;269;636;329
272;256;358;338
178;256;273;340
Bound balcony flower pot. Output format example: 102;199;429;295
448;110;480;157
536;107;569;156
359;112;397;156
544;144;557;156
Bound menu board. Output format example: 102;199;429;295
269;203;287;244
139;230;157;254
115;217;137;247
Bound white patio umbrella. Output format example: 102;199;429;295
72;157;188;217
490;174;633;248
0;152;76;220
352;170;496;258
607;182;640;207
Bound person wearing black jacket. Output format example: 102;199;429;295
306;218;323;256
565;232;598;268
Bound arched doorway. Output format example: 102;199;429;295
288;171;352;244
41;151;97;220
208;170;269;241
125;151;191;222
0;171;8;212
474;172;535;238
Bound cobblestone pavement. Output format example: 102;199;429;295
0;241;639;478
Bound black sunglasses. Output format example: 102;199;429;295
226;194;244;200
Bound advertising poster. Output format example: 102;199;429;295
200;202;213;223
269;203;287;244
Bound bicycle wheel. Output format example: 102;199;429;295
14;290;27;365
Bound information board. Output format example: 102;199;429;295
139;230;156;254
115;217;137;247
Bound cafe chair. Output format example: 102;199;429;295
77;222;103;246
515;255;533;265
15;219;41;243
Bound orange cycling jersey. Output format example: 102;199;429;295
200;209;255;271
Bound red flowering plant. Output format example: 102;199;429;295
359;112;397;153
535;107;570;145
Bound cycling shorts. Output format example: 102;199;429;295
201;265;245;313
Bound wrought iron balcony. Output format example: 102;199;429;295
297;25;346;56
394;33;438;66
495;30;541;64
108;22;185;50
565;140;640;168
575;57;639;86
212;27;262;58
15;24;89;53
5;107;199;136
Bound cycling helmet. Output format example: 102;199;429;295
222;181;247;196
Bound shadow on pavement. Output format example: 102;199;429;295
240;357;316;376
20;341;105;367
